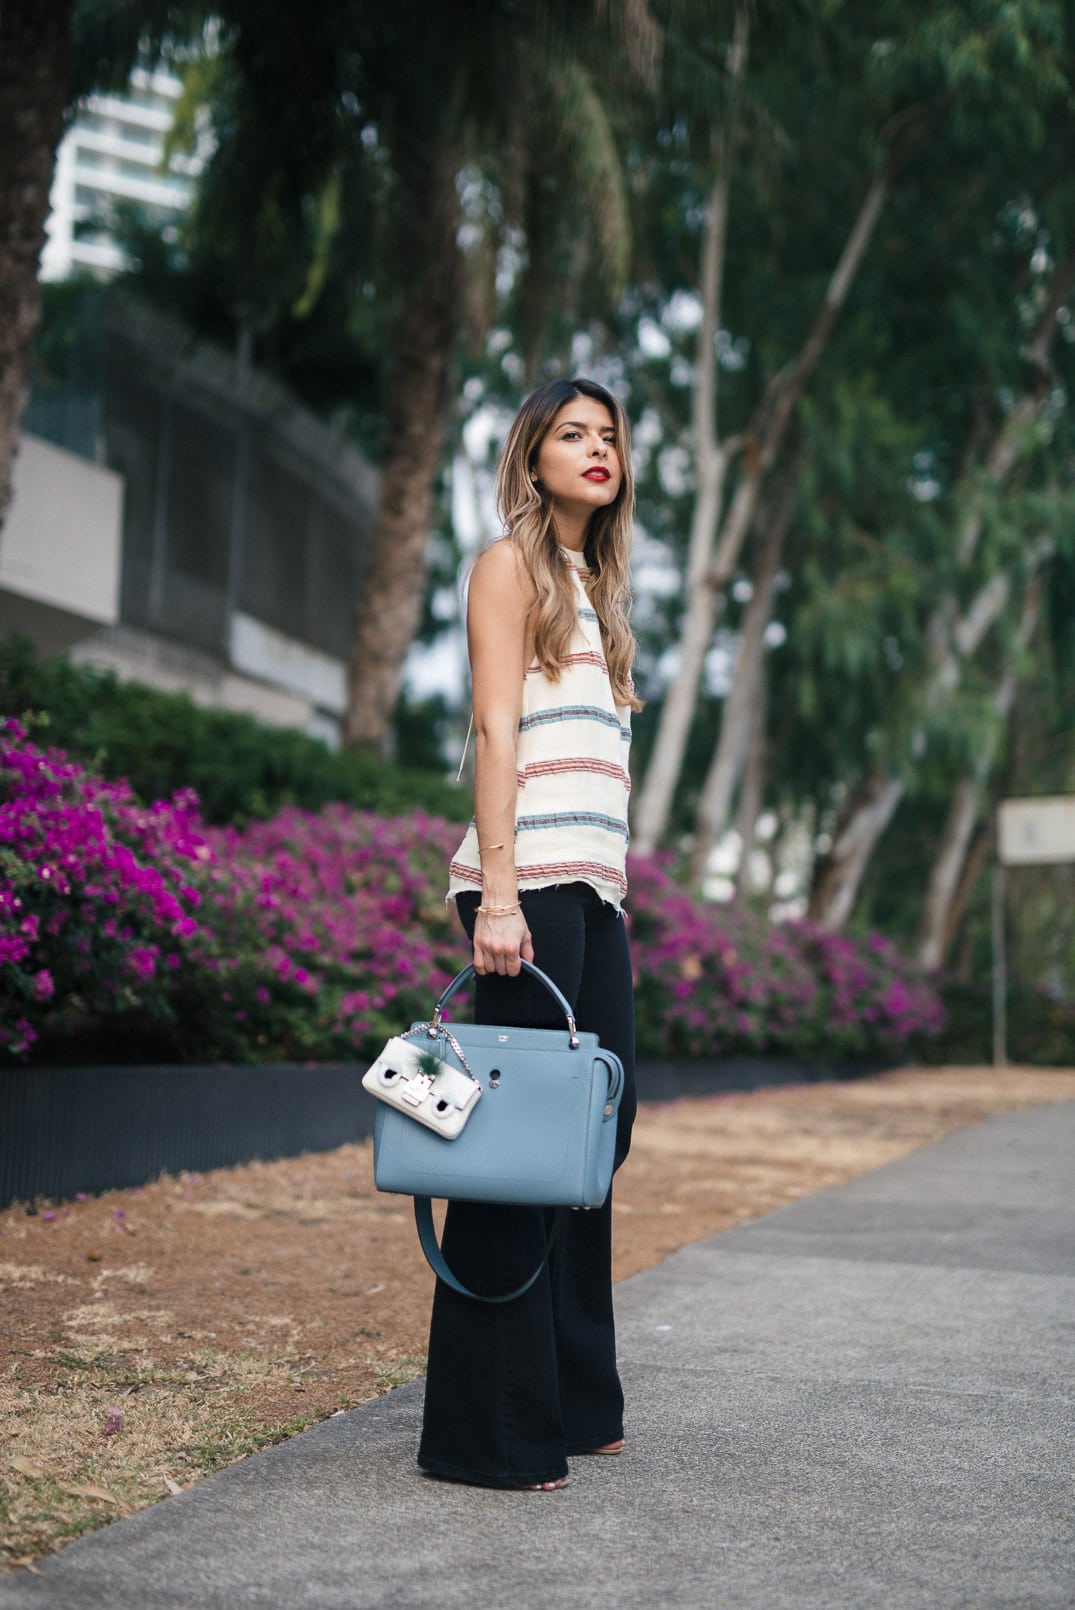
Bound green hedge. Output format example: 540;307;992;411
0;636;470;825
922;978;1075;1067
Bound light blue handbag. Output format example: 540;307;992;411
367;961;624;1303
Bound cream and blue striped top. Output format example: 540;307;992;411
448;547;632;910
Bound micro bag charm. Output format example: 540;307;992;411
362;1032;482;1139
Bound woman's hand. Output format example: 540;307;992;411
473;909;535;977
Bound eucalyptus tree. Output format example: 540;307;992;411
627;0;920;857
802;26;1075;935
622;0;1075;870
746;221;1073;944
750;374;934;908
761;145;1075;947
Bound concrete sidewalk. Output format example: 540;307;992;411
2;1101;1072;1610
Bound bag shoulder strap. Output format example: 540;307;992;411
413;1197;566;1304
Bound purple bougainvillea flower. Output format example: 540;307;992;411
127;947;157;980
1;722;944;1067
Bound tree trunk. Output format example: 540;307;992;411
917;779;981;971
629;7;747;854
807;773;906;930
941;821;991;977
733;668;767;897
632;160;891;853
914;251;1075;719
916;571;1042;969
954;245;1075;569
811;548;1037;938
0;0;75;532
689;441;802;885
344;158;463;754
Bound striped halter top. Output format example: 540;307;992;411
448;546;632;911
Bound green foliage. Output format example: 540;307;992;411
26;279;109;389
97;0;649;436
0;638;469;826
925;978;1075;1067
866;0;1071;149
775;380;933;779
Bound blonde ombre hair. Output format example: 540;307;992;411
494;377;642;712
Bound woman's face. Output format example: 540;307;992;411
532;395;622;521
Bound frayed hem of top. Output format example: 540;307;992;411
447;877;625;916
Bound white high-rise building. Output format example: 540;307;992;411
41;65;205;282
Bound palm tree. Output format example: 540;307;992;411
0;0;210;532
335;2;655;750
135;0;654;752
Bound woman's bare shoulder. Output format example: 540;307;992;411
470;537;536;605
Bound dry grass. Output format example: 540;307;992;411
3;1353;316;1566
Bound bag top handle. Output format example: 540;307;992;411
432;960;580;1047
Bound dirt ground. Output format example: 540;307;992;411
3;1063;1074;1570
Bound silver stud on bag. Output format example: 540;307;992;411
361;1033;483;1139
400;1073;434;1107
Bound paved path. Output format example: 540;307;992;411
3;1102;1072;1610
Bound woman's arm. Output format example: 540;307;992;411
466;540;536;977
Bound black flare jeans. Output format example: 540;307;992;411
417;882;637;1489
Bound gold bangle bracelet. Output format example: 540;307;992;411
475;902;521;916
477;843;506;855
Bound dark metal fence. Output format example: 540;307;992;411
0;1063;374;1206
26;293;377;676
0;1056;892;1207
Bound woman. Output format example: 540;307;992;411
418;376;641;1491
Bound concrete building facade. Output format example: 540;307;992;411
5;297;377;744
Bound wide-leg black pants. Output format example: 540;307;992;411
417;882;637;1488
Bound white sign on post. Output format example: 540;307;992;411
997;797;1075;867
992;795;1075;1069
